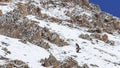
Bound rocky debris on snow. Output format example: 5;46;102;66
59;1;120;34
114;22;120;30
60;57;81;68
0;60;29;68
48;17;62;23
106;40;115;46
0;9;68;48
2;47;11;55
79;34;91;40
90;33;101;40
0;56;9;60
101;34;108;42
14;0;120;36
90;64;99;68
63;0;89;7
17;3;29;17
1;42;9;46
88;27;102;33
17;2;42;17
80;33;115;45
41;55;83;68
40;54;59;67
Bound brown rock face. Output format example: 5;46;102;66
41;54;58;67
41;55;81;68
114;22;120;30
102;34;108;42
17;3;28;16
79;34;91;40
82;0;89;7
0;60;29;68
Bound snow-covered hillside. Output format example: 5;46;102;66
0;0;120;68
0;35;49;68
27;15;120;68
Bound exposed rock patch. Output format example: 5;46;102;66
40;55;85;68
0;9;68;49
0;60;29;68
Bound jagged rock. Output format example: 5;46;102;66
88;27;102;33
17;3;27;10
17;3;28;16
2;47;11;54
114;22;120;30
90;33;101;40
41;54;58;67
27;4;41;17
6;63;15;68
41;56;81;68
82;0;89;7
106;40;115;46
0;60;29;68
79;34;91;40
102;34;108;42
59;57;81;68
19;37;27;44
49;17;62;23
55;35;60;44
6;60;29;68
39;40;50;49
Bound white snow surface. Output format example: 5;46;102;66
0;2;15;14
0;35;50;68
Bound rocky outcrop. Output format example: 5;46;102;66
0;8;68;48
114;22;120;30
102;34;108;42
0;60;29;68
41;54;59;67
79;34;91;40
79;33;115;45
5;60;29;68
41;55;82;68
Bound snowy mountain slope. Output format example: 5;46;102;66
0;0;120;68
0;35;49;68
27;15;120;68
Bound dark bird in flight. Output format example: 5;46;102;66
76;43;81;53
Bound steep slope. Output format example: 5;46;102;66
27;15;120;68
0;35;49;68
0;0;120;68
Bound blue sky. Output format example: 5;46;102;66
89;0;120;18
